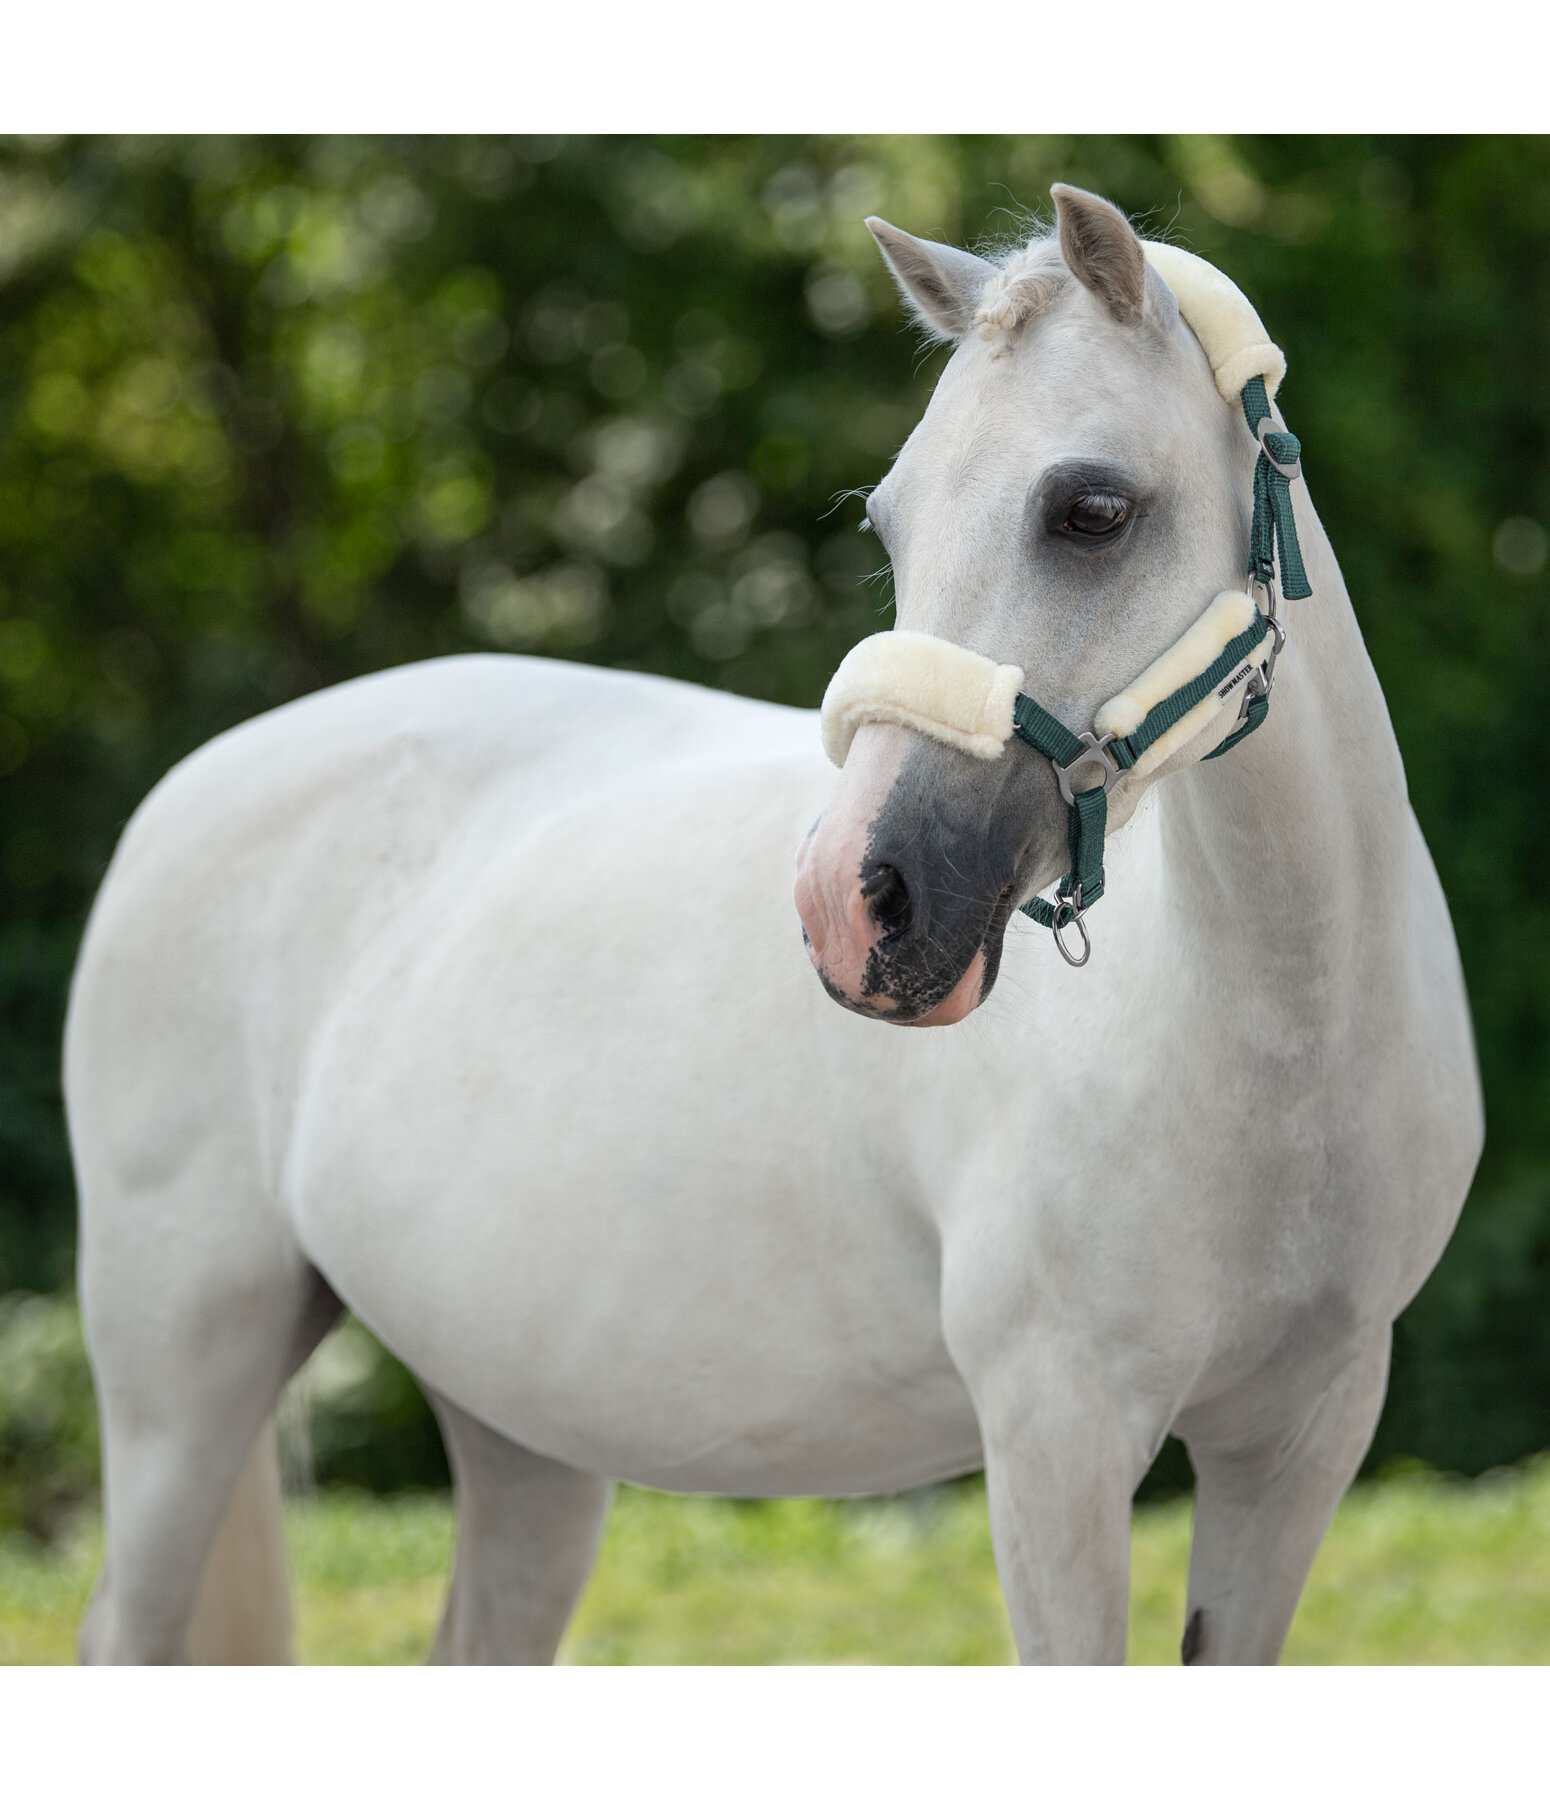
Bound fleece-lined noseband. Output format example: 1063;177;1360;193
819;241;1310;968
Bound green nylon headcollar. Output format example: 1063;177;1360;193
1014;374;1307;966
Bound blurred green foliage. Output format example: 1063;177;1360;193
8;1460;1550;1663
0;135;1546;1483
0;1294;446;1541
300;1314;448;1495
0;1292;97;1539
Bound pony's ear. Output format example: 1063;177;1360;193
1051;184;1146;327
865;217;995;340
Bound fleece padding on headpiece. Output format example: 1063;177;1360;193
821;629;1023;767
1142;241;1285;407
1094;588;1264;775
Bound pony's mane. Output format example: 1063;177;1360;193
972;227;1067;342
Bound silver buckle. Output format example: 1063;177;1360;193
1053;730;1124;806
1255;416;1302;480
1244;575;1287;710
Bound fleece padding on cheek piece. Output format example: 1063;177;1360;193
1141;241;1285;408
820;629;1024;767
1095;588;1266;777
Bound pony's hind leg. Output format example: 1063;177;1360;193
1175;1325;1391;1665
427;1392;612;1665
80;1246;341;1665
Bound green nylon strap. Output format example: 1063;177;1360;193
1015;785;1107;924
1020;894;1056;926
1201;690;1269;759
1010;695;1102;918
1010;693;1084;765
1065;787;1107;902
1109;612;1270;767
1019;786;1107;926
1240;374;1311;600
1011;609;1272;928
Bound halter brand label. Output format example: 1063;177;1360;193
1214;658;1258;704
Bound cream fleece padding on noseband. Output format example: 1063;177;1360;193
821;590;1268;774
1093;587;1264;776
821;629;1023;767
1142;241;1285;407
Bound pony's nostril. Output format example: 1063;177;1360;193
860;861;913;939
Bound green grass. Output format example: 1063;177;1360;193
4;1459;1549;1664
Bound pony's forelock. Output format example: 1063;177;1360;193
971;225;1066;343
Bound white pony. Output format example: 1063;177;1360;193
67;185;1481;1664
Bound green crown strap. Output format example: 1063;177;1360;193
1240;374;1311;600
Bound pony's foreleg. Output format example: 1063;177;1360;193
1177;1325;1391;1665
427;1392;612;1665
948;1315;1155;1664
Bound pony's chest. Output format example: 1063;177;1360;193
982;1022;1406;1346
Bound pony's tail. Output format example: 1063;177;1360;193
186;1418;294;1663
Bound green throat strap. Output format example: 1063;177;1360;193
1013;377;1308;961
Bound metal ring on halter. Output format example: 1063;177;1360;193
1050;891;1092;968
1053;731;1124;806
1255;416;1302;480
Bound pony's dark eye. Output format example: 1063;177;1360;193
1061;493;1129;537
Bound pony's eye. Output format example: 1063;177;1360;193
1062;493;1129;536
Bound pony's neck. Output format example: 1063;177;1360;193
1157;489;1414;991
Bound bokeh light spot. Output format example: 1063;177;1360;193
1493;516;1547;578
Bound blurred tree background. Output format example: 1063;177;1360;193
0;135;1545;1501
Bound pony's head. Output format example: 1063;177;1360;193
794;184;1262;1024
